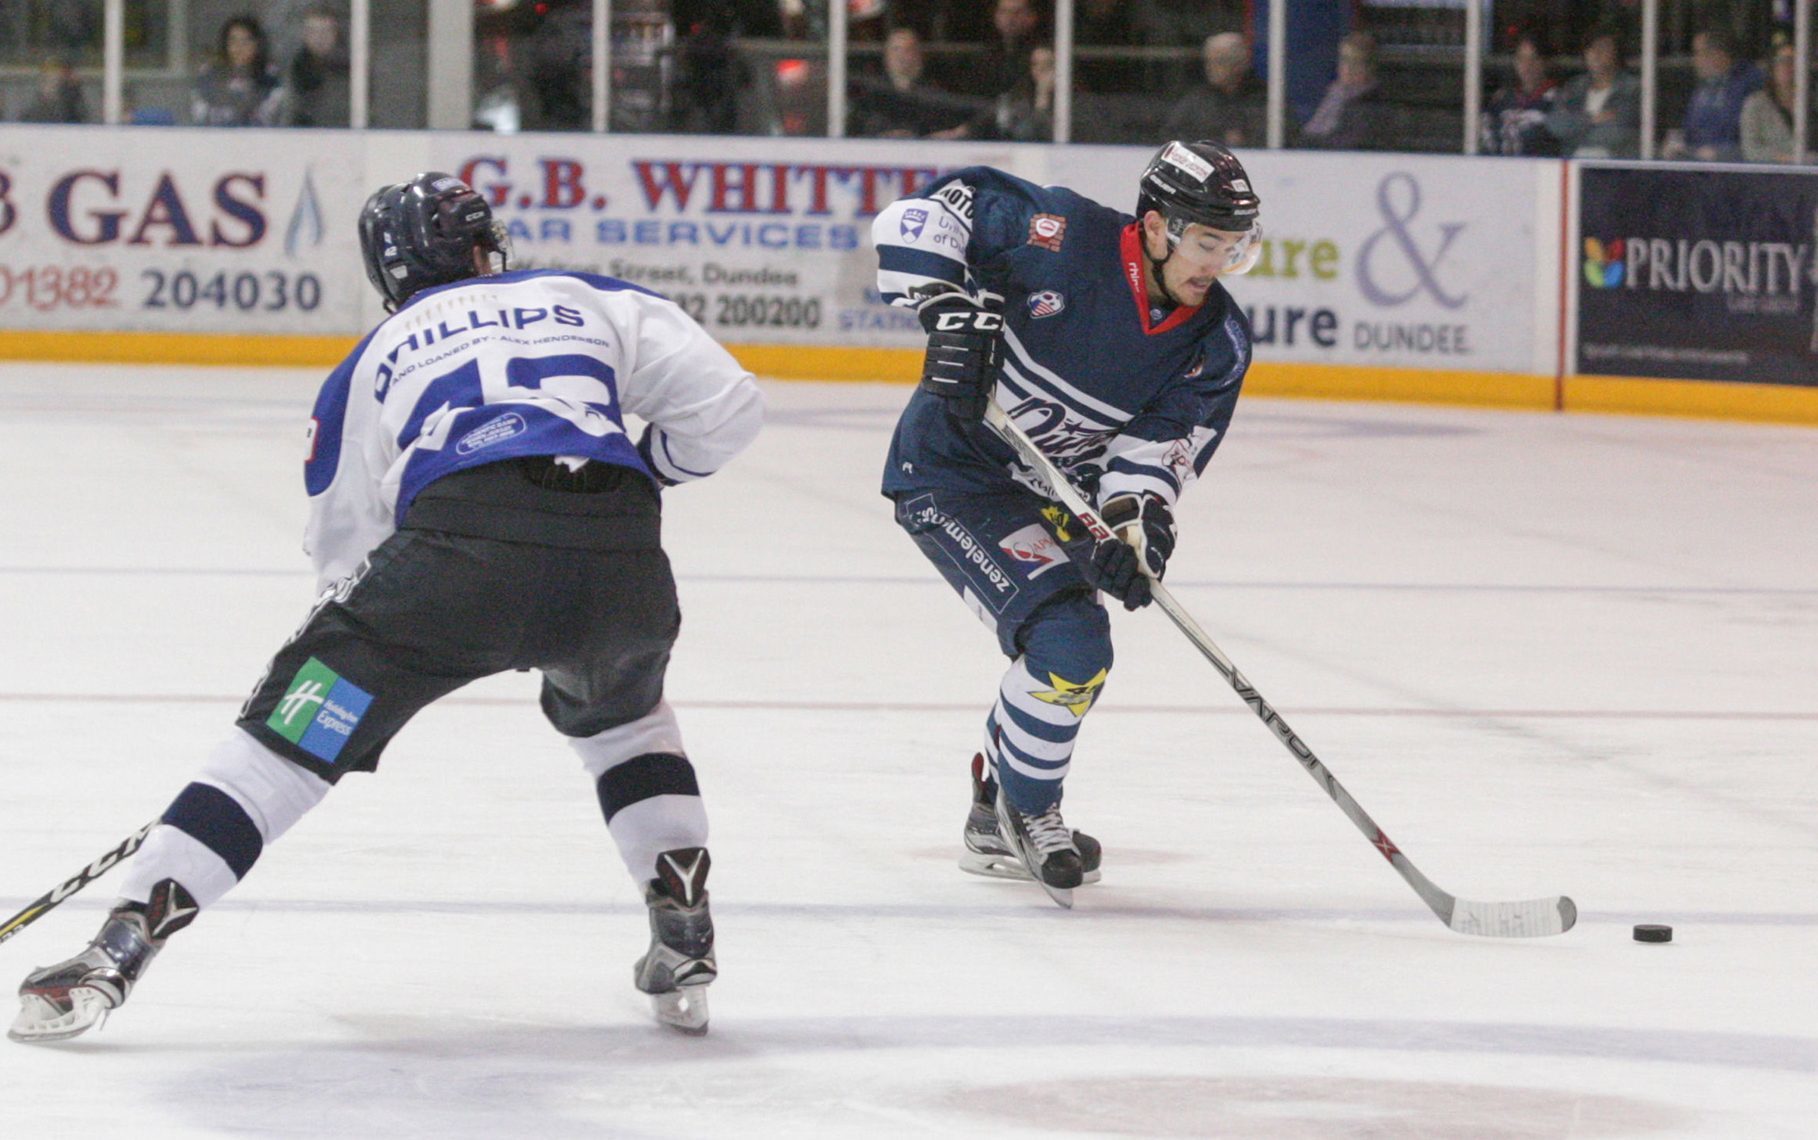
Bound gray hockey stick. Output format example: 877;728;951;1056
0;821;157;947
983;400;1576;938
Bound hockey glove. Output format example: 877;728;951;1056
917;291;1003;423
1100;493;1176;581
1084;538;1153;610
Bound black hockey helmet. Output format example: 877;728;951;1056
1137;140;1261;232
358;172;511;311
1136;140;1262;274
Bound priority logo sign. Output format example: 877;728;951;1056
266;657;374;764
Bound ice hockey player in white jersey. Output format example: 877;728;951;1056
10;172;762;1041
876;141;1260;905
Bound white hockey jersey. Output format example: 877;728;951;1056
303;269;762;588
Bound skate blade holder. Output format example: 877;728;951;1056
8;987;113;1044
651;984;709;1035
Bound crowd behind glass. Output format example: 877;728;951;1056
0;0;1811;164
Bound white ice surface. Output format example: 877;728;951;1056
0;365;1813;1138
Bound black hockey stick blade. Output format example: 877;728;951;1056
0;821;157;947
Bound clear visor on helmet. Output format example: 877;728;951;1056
1167;216;1263;276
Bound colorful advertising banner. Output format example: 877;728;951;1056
0;125;364;334
1577;165;1818;387
424;134;1030;350
3;127;1559;382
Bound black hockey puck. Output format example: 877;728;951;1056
1633;924;1673;943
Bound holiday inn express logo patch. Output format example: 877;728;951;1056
266;657;373;763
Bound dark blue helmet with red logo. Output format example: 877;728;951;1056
358;172;511;311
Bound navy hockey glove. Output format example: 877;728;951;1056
1100;493;1176;581
917;292;1003;422
1084;538;1152;610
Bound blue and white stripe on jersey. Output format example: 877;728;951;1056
302;268;762;590
872;192;974;304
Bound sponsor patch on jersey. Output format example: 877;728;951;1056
266;657;374;764
1027;213;1067;252
932;181;975;221
1164;438;1195;482
997;522;1068;579
305;417;319;462
904;493;1020;612
899;207;928;242
1160;141;1215;182
1027;290;1066;319
456;412;527;455
1027;668;1108;717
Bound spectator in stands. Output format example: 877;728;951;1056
1297;31;1394;151
19;58;89;124
192;15;284;127
1741;33;1809;164
1546;23;1641;158
849;26;971;139
1664;25;1763;161
523;0;591;131
1161;32;1265;148
992;43;1057;140
959;0;1044;101
671;0;783;133
284;6;349;127
1481;31;1559;155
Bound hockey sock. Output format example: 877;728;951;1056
118;729;331;909
990;654;1107;814
570;701;709;883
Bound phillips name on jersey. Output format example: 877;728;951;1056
874;166;1251;509
303;268;760;589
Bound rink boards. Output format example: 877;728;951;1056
0;126;1812;424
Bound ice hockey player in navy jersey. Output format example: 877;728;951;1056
876;140;1261;905
10;172;762;1041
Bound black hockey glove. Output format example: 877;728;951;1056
1084;539;1152;610
1100;493;1176;580
1084;494;1175;611
917;292;1003;423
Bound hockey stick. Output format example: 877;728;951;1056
0;821;157;947
982;401;1577;938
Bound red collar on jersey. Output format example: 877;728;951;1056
1120;223;1201;336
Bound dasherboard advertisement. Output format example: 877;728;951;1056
0;124;362;334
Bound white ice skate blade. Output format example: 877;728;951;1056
650;985;709;1036
959;851;1102;885
8;988;111;1044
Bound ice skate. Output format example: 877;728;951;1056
634;847;716;1035
10;880;196;1044
993;784;1087;909
961;754;1100;885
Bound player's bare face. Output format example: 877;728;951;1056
1161;224;1248;307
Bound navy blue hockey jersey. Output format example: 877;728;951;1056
874;167;1250;509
